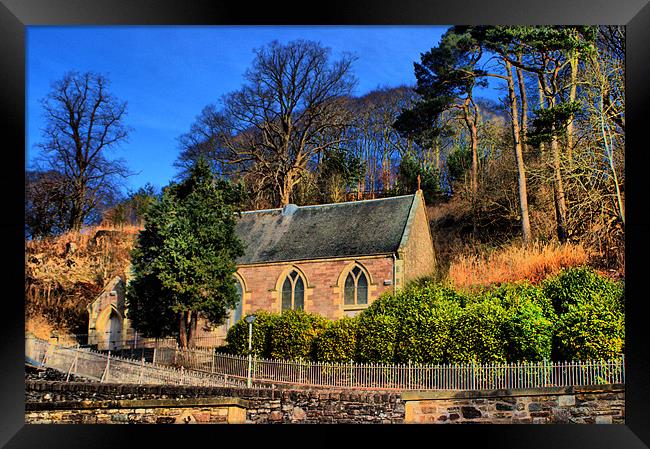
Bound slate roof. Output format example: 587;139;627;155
235;194;417;265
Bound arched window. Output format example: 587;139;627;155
281;270;305;311
228;277;244;329
344;265;368;306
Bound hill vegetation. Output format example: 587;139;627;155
25;26;625;342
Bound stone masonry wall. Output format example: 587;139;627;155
25;381;404;424
400;191;436;284
236;256;395;319
25;380;623;424
403;384;625;424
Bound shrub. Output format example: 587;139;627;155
225;311;279;358
554;300;625;361
502;299;554;361
394;299;462;364
542;266;624;315
358;282;465;364
269;309;327;361
447;298;509;363
482;281;556;361
485;281;554;318
313;317;358;363
355;313;400;363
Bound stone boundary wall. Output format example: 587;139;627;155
25;380;624;424
25;381;404;424
402;384;625;424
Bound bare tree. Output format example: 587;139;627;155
36;72;131;231
25;170;71;238
178;40;356;207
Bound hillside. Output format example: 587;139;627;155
25;201;615;337
25;225;140;336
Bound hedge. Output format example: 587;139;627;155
223;265;624;364
269;309;327;361
313;317;358;363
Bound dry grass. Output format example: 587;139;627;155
25;224;141;333
448;241;589;290
25;315;77;345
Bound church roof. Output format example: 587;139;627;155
235;194;417;265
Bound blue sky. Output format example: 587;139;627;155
26;25;480;194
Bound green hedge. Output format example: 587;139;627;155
269;309;327;361
484;282;556;361
223;266;624;364
224;311;278;358
543;267;624;360
313;317;358;363
354;313;400;363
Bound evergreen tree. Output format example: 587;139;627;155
126;159;245;348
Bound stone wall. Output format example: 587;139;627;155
236;255;395;319
402;384;625;424
399;191;437;284
25;381;404;424
26;398;247;424
25;380;624;424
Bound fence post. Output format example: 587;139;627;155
180;366;185;385
152;347;157;365
65;351;79;382
139;356;145;384
100;351;111;383
408;360;412;390
42;343;51;366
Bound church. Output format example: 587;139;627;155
87;190;436;349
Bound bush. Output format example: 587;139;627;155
225;311;278;358
313;317;358;363
357;283;465;364
541;266;624;360
502;299;554;361
355;313;400;363
485;281;555;318
447;298;509;363
483;282;555;362
542;266;624;315
554;300;625;361
269;309;327;361
394;299;462;364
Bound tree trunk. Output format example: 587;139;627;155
551;126;569;242
506;59;532;245
515;56;528;155
178;311;188;349
537;78;546;158
462;100;479;197
566;50;579;164
188;312;198;349
279;173;293;206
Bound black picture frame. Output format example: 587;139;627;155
2;0;649;447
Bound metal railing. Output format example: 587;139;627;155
210;353;625;390
25;337;248;388
131;344;625;390
27;336;625;391
56;333;227;351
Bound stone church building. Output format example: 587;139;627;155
87;191;435;349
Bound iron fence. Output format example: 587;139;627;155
27;336;625;391
25;337;248;387
133;344;625;391
57;333;227;350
